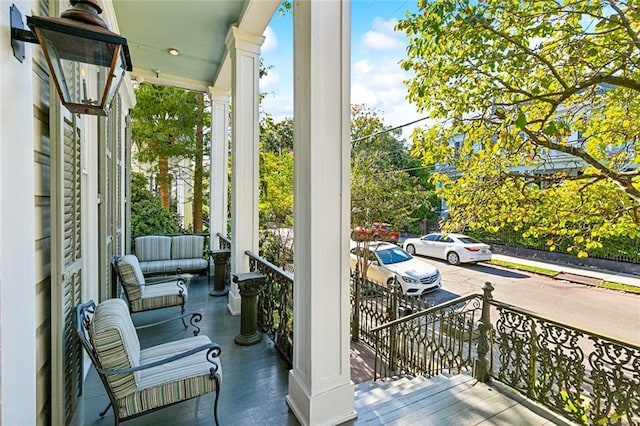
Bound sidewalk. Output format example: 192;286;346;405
492;253;640;288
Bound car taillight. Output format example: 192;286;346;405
464;247;480;252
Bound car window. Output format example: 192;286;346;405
423;234;439;241
438;235;453;243
376;247;412;265
458;237;481;244
351;247;378;263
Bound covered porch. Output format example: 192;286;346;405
81;274;569;426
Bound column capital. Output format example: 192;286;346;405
208;87;231;102
225;25;265;55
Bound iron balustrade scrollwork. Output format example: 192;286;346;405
350;272;433;348
245;250;294;365
216;233;232;286
368;292;483;381
216;233;231;250
491;300;640;426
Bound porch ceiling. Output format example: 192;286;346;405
111;0;278;92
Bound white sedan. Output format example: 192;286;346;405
403;233;492;265
349;242;441;296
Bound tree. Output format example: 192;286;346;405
130;172;179;240
397;0;640;256
131;83;210;229
350;105;437;280
351;104;438;234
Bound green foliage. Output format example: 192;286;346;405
398;0;640;255
351;105;439;233
259;150;294;227
599;281;640;294
261;115;293;154
131;83;209;164
259;229;294;268
489;259;559;277
130;172;179;238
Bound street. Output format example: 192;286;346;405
413;255;640;345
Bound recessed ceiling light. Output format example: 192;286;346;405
168;48;180;56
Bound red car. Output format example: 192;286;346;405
351;222;399;242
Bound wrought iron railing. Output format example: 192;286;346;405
369;292;483;380
217;232;231;250
246;250;294;366
491;299;640;426
350;269;434;349
216;233;231;286
367;281;640;425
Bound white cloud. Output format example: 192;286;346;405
361;18;404;52
262;26;278;52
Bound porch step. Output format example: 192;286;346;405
354;373;474;421
351;372;570;426
354;375;450;409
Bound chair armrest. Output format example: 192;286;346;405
120;279;186;298
96;342;222;377
135;312;203;336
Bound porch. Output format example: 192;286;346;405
81;274;569;426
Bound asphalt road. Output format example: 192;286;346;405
413;255;640;345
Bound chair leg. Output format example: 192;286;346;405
99;401;112;417
213;376;221;426
181;304;188;328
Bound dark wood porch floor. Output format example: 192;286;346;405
82;274;300;426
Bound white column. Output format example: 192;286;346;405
208;88;230;250
225;27;264;315
0;2;37;424
287;1;355;425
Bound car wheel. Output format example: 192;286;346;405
447;251;460;265
406;244;416;255
373;234;381;241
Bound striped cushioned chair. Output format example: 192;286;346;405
77;299;222;425
113;254;188;318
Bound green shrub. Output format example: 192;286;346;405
131;173;179;240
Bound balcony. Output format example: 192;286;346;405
81;249;639;425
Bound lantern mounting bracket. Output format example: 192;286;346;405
10;4;38;63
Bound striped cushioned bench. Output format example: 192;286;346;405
135;235;209;277
78;298;222;425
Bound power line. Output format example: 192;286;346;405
351;115;430;144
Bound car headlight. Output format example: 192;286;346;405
402;275;419;284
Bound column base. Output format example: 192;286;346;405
209;287;230;297
234;331;262;346
286;370;356;426
227;289;241;316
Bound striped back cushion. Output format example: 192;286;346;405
135;236;172;262
116;255;145;302
171;235;204;260
91;298;141;398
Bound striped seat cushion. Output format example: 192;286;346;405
115;335;222;419
116;255;146;303
171;235;204;260
138;260;181;275
129;281;187;312
90;299;141;399
135;236;172;262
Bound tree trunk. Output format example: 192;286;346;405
158;156;171;209
193;93;204;232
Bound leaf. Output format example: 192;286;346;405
515;112;527;130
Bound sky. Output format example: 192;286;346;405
259;1;425;142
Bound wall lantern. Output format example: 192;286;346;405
10;0;132;116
